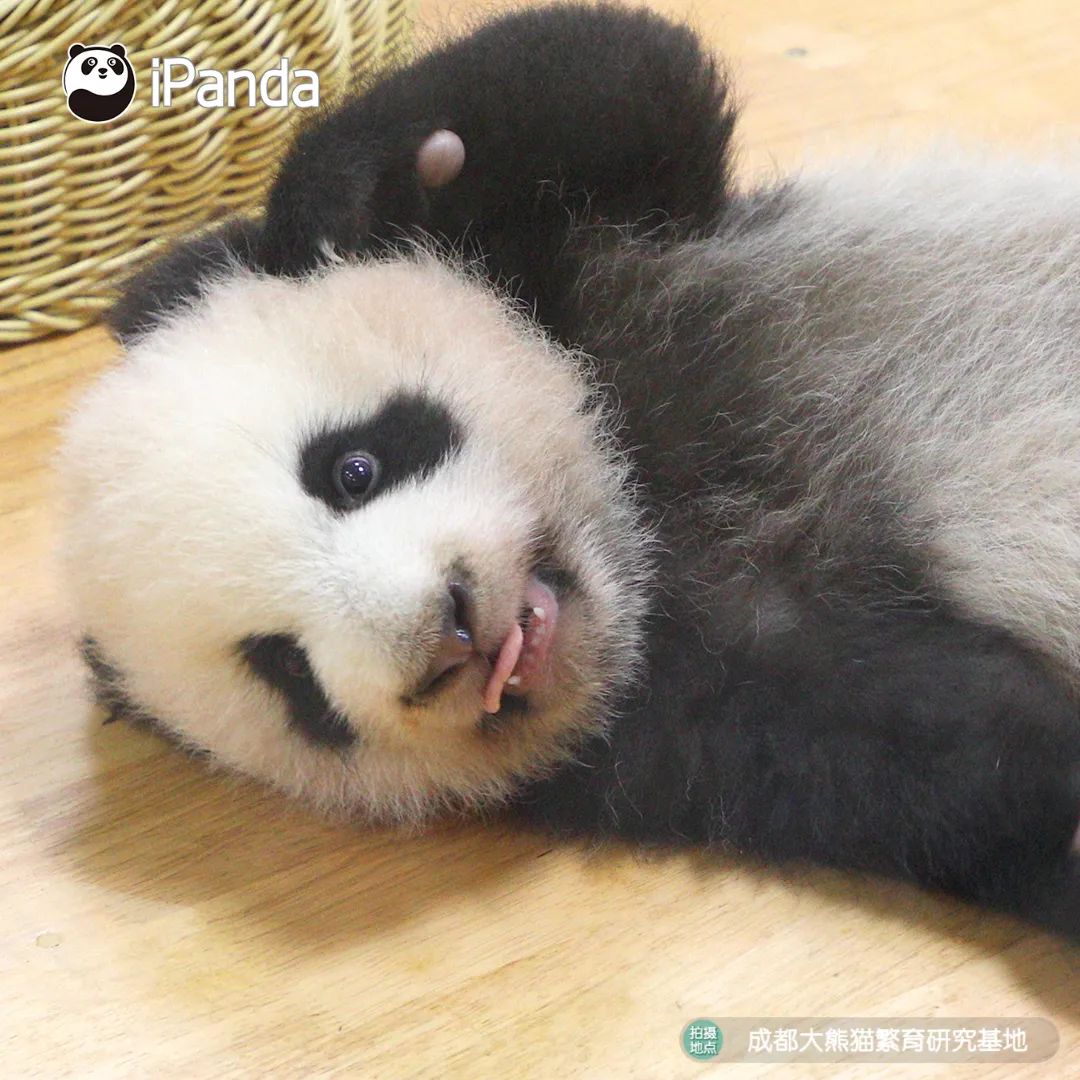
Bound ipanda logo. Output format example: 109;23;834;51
149;57;319;109
63;44;319;123
63;44;136;123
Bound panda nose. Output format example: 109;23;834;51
412;580;476;697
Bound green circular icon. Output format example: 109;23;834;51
682;1019;723;1061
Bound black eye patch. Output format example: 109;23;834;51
299;392;462;513
240;634;357;750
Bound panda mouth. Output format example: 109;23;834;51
405;567;566;712
481;576;560;714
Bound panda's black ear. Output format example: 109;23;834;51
68;43;85;58
107;217;264;348
109;44;126;58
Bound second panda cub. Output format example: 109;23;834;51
61;4;1080;942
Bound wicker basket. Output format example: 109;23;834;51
0;0;413;344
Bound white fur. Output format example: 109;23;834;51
60;255;648;820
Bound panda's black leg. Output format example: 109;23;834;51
516;594;1080;942
260;4;734;334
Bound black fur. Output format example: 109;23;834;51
259;3;734;333
520;587;1080;927
299;392;461;513
82;636;208;756
240;635;357;750
82;635;141;724
258;2;1080;941
107;4;1080;943
106;217;262;347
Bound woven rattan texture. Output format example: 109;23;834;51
1;0;412;343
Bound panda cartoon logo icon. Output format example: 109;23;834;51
63;43;136;123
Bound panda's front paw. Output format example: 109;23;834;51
261;122;465;276
415;130;466;191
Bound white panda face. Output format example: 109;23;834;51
59;257;648;820
64;47;130;97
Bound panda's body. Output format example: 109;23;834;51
60;5;1080;939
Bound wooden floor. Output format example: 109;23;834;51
4;2;1080;1076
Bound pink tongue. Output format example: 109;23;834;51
482;578;559;714
483;623;524;714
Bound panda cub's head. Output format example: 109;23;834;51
59;239;649;821
63;43;136;123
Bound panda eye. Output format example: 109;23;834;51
82;57;96;74
332;451;380;505
108;57;121;71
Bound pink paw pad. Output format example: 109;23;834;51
416;129;466;189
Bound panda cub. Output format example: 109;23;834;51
61;4;1080;941
63;43;136;123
